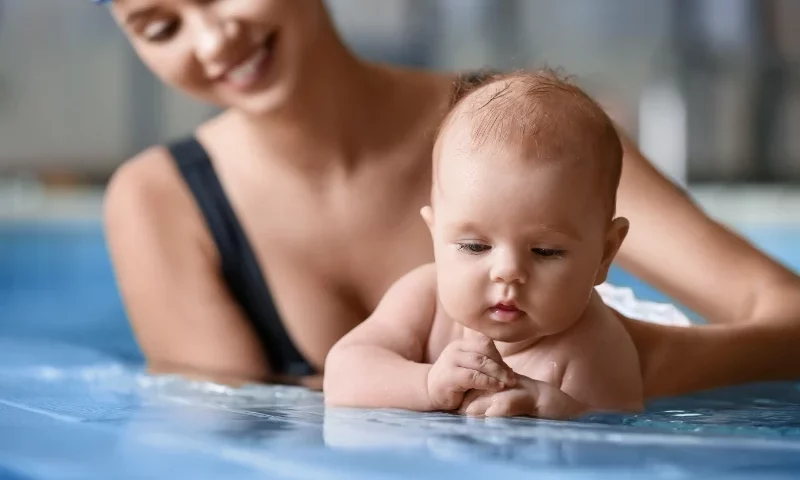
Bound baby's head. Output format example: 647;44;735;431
421;70;628;343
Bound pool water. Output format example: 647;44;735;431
2;220;800;479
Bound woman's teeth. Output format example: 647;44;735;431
227;47;267;83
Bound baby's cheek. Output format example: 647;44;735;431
436;261;485;321
530;266;595;328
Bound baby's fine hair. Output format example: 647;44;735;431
437;69;623;219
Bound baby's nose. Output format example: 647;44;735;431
490;250;528;284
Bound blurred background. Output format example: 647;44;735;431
2;0;800;356
4;0;800;186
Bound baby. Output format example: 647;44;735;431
323;70;643;419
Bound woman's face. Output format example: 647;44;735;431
110;0;329;114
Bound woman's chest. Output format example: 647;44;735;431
226;154;435;314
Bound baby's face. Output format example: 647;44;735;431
423;138;625;344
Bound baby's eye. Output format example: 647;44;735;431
458;243;490;254
532;248;565;258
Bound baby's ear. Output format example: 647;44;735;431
594;217;629;285
420;205;434;231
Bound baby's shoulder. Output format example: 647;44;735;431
518;295;637;388
392;264;461;360
392;263;438;293
542;293;629;353
378;263;439;316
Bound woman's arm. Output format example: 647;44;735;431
104;148;271;382
613;130;800;397
623;317;800;399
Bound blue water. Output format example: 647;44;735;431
2;220;800;479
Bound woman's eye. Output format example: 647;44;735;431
143;20;179;42
458;243;490;254
532;248;565;258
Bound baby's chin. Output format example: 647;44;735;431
460;312;577;344
459;317;542;344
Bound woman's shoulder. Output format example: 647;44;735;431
104;105;230;214
105;145;182;214
103;138;206;241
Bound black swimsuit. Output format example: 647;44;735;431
168;137;314;376
166;71;494;376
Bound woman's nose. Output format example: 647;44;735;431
192;13;242;75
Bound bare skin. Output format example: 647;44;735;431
324;75;642;418
323;264;641;418
614;131;800;397
105;64;446;379
104;0;800;398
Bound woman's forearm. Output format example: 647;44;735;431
323;345;434;410
623;318;800;399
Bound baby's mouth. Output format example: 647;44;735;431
489;302;524;322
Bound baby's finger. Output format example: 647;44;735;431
537;394;589;420
453;367;506;393
464;334;503;362
525;378;590;420
485;391;529;417
460;335;517;385
460;391;493;416
459;388;485;408
455;351;517;387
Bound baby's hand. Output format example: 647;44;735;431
426;335;517;411
459;375;588;419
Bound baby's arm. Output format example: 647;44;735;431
323;265;437;410
324;264;515;411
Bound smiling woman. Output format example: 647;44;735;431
102;0;449;380
102;0;333;116
97;0;800;402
